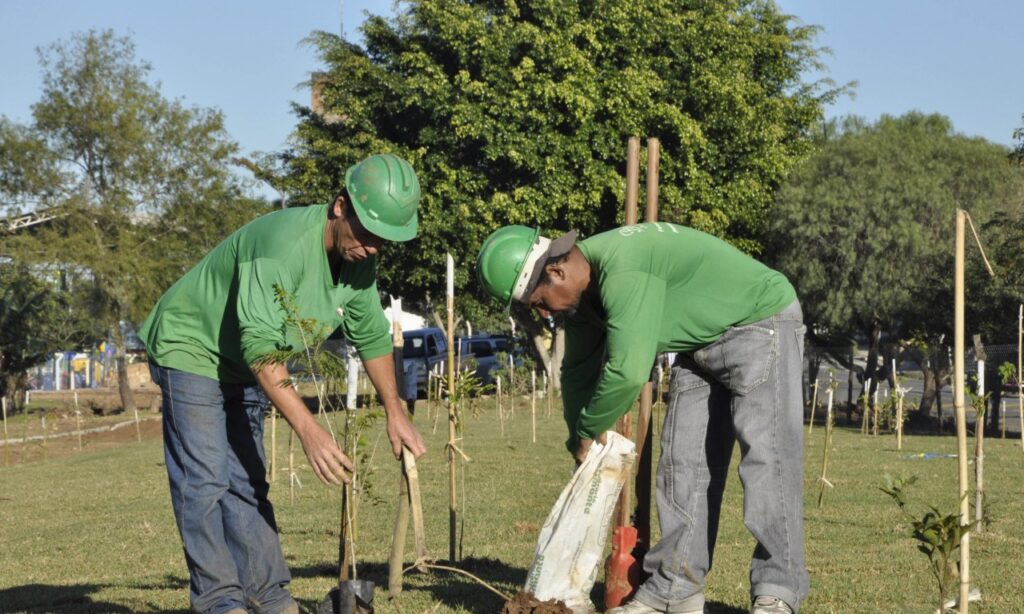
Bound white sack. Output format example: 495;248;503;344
524;431;636;613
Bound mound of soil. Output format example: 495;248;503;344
501;591;572;614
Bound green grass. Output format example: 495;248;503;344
1;399;1022;613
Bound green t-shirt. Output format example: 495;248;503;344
139;204;392;383
561;222;796;445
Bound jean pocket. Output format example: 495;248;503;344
721;324;777;395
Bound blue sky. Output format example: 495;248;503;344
1;1;1021;198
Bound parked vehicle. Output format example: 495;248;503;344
402;327;448;397
457;334;514;385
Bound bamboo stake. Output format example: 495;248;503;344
508;354;516;418
953;209;970;613
134;408;141;443
40;414;47;456
2;396;7;466
861;378;871;434
269;405;277;483
896;388;905;450
1000;399;1005;439
808;379;819;435
388;455;411;596
531;370;536;444
446;253;458;563
288;428;296;504
74;390;83;452
872;387;880;436
817;387;835;508
975;361;985;533
496;376;503;437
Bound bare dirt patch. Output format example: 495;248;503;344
501;591;572;614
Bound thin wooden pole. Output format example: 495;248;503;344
531;370;536;444
953;209;971;613
817;388;835;508
288;428;296;504
896;388;904;450
872;388;880;436
74;390;83;451
446;253;458;563
975;360;985;533
269;406;277;483
861;378;871;434
1;396;7;466
808;379;819;435
496;376;503;437
1000;399;1006;439
1018;304;1023;452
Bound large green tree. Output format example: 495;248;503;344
0;264;101;412
0;30;268;410
271;0;834;374
767;113;1024;419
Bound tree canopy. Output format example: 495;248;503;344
0;30;270;408
272;0;834;329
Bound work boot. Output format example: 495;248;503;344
751;596;794;614
606;598;703;614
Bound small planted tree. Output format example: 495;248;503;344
254;286;386;584
880;474;977;613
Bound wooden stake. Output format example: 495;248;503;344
531;370;536;444
861;378;871;434
508;354;515;418
975;361;985;533
134;408;141;443
2;396;7;466
808;379;819;435
1018;304;1023;452
288;428;296;504
446;253;458;563
817;387;835;508
75;404;83;452
1000;399;1006;439
896;388;905;451
872;387;880;436
496;376;503;437
269;405;277;483
953;209;971;613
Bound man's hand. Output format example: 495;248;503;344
574;431;608;465
297;421;355;486
387;410;426;459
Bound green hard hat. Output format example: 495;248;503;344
476;225;542;307
345;153;420;242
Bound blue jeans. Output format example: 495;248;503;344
635;301;810;612
150;363;295;614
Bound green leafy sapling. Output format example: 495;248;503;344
880;474;977;613
253;284;385;577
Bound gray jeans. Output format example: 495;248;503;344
635;300;810;612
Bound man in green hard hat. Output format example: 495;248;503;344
140;153;426;614
476;223;808;614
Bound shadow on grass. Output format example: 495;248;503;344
292;557;526;614
293;559;748;613
0;581;189;613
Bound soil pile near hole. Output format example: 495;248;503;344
501;591;572;614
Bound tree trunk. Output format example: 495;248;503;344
111;326;136;414
861;323;881;403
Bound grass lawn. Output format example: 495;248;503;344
1;398;1022;613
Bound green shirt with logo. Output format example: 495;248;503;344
139;204;392;383
562;222;796;446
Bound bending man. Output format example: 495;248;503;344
477;222;808;614
140;153;427;614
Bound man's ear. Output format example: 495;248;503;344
331;196;343;217
544;261;566;282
